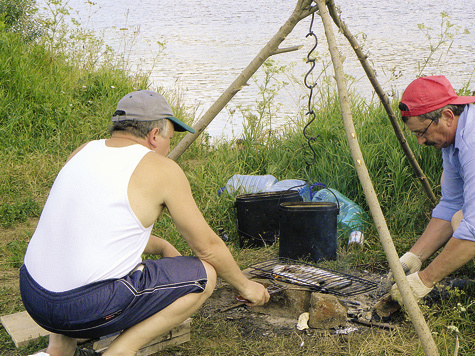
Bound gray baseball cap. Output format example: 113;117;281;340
112;90;195;134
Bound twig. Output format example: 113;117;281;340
351;317;396;331
271;45;303;56
219;302;246;313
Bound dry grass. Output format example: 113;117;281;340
0;220;468;356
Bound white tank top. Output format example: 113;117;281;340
24;140;153;292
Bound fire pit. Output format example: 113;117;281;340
199;259;394;340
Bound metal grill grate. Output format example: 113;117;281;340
247;258;378;297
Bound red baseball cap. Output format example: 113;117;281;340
400;75;475;117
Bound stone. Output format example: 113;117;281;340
308;293;347;329
284;289;312;317
250;287;311;319
296;312;310;330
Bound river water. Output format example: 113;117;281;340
45;0;475;139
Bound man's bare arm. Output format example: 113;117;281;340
419;237;475;286
409;217;453;262
158;159;269;306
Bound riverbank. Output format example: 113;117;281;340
1;2;474;355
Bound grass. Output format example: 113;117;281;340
1;1;474;355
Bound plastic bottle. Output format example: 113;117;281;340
219;174;278;195
267;179;312;202
312;188;366;245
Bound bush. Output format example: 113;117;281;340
0;0;42;40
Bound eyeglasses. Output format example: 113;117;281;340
412;120;434;138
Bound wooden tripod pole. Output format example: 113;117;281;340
326;0;437;206
314;0;440;355
168;0;318;161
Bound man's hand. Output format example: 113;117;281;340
237;280;270;307
391;272;433;304
388;252;422;281
399;252;422;274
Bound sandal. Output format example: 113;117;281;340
73;347;100;356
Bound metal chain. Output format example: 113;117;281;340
303;12;319;166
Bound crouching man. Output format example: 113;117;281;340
20;90;269;356
391;76;475;303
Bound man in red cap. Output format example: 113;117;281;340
391;75;475;303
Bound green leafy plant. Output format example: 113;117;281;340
2;240;28;268
417;11;471;76
0;0;40;40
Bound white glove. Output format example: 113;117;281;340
399;252;422;274
391;272;433;304
388;252;422;282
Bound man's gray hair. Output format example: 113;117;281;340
109;118;170;138
399;103;467;123
419;104;466;122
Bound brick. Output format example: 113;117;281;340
1;311;191;355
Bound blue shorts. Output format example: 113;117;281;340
19;256;207;339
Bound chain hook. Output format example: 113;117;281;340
303;12;319;166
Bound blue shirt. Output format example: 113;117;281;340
432;104;475;242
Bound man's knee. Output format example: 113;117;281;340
451;210;463;231
201;261;217;297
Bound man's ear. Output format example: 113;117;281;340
148;127;161;149
441;108;456;127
